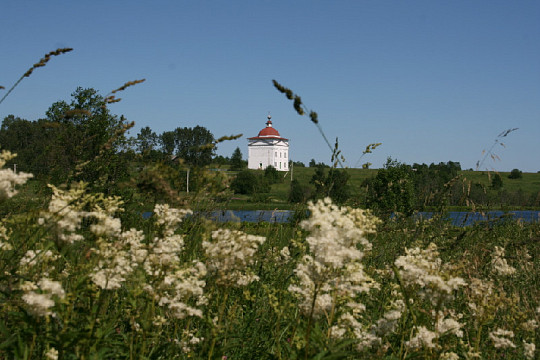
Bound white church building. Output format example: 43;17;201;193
248;115;289;171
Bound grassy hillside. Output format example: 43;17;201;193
224;167;540;210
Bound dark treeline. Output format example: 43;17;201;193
0;88;220;199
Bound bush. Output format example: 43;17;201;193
491;173;503;189
264;165;281;184
288;179;312;203
508;168;523;179
230;170;269;195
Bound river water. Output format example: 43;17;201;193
196;209;540;226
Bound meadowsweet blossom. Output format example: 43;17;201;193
203;229;265;287
395;243;466;305
440;352;459;360
289;199;379;317
521;319;538;331
489;328;516;348
0;224;12;250
18;250;58;276
330;312;381;350
154;204;192;236
155;261;207;319
0;150;33;200
405;326;438;349
280;246;290;261
491;246;516;276
523;341;535;360
44;347;58;360
373;295;405;335
21;278;65;317
42;183;89;243
435;311;463;338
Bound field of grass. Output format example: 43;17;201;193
224;166;540;210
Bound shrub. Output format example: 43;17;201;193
508;168;523;179
230;170;269;195
491;173;503;189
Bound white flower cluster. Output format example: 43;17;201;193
144;204;191;277
0;150;33;201
395;243;466;305
0;224;12;250
488;328;516;348
21;278;65;317
90;204;143;290
203;229;265;287
523;341;536;360
404;311;463;350
44;347;59;360
142;205;206;327
19;249;58;276
289;198;380;319
466;277;495;319
490;246;516;276
41;183;90;243
155;260;207;320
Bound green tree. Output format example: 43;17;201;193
0;115;50;176
508;168;522;179
230;170;269;195
365;158;416;215
173;126;215;167
44;87;129;185
264;165;280;184
136;126;158;153
309;165;351;204
288;179;311;203
230;147;245;170
160;131;176;156
491;173;503;190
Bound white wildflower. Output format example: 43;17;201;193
523;341;535;360
280;246;290;261
42;183;89;243
154;204;192;236
405;326;438;349
203;229;265;287
0;150;33;200
373;298;405;335
521;319;538;332
44;347;59;360
491;246;516;276
0;224;12;250
38;278;65;298
21;278;65;317
440;352;459;360
395;243;466;305
489;328;516;348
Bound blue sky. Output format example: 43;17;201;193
2;1;539;172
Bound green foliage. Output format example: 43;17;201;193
365;158;416;215
264;165;281;184
230;170;269;195
508;168;523;179
1;87;131;188
173;125;216;167
230;146;245;170
491;173;503;190
309;165;351;204
288;179;312;203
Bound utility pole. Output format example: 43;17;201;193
290;160;293;181
186;168;190;193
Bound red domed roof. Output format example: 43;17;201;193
248;116;288;141
258;120;281;137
